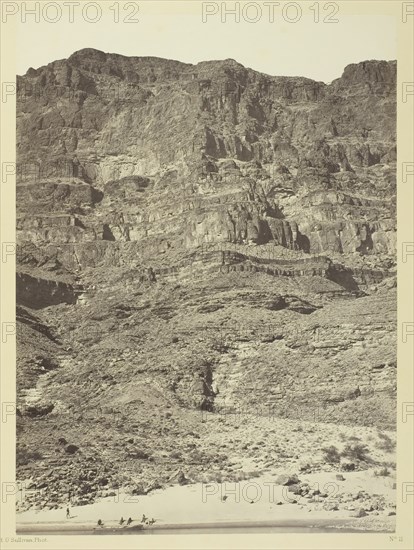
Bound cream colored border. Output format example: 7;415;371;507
1;1;413;548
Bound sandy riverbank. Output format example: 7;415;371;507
17;469;396;534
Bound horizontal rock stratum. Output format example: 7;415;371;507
17;50;396;261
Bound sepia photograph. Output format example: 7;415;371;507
0;1;413;547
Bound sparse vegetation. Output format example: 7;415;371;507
374;467;390;477
169;451;181;460
15;53;397;522
341;443;370;462
292;425;303;432
376;432;395;453
322;445;341;464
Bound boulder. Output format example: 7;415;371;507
64;444;79;454
276;474;300;486
341;461;356;472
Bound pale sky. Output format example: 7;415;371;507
15;4;396;83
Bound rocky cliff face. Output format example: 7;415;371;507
17;50;396;262
16;50;397;510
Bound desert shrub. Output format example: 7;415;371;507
211;340;228;353
341;443;370;461
128;449;150;459
374;467;390;477
322;445;341;464
235;471;248;481
376;432;396;453
169;451;181;459
131;483;147;495
210;472;223;483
